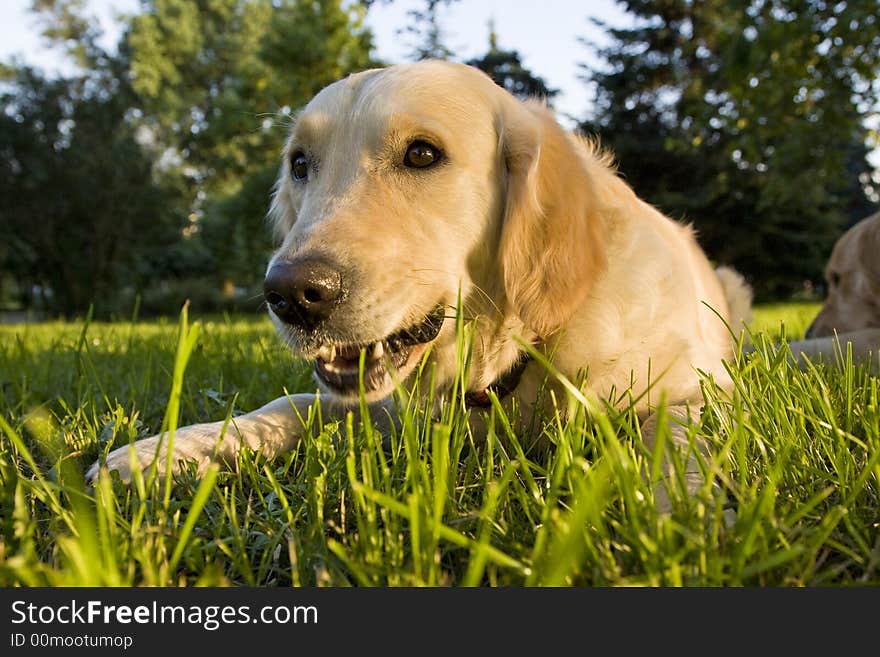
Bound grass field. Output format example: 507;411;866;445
1;301;878;586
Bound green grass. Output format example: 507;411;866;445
749;301;825;340
1;302;878;586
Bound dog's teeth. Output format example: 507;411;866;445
372;342;384;359
317;344;340;363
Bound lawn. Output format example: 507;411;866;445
1;302;878;586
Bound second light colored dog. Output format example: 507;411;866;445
790;211;880;372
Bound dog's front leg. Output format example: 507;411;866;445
786;328;880;373
86;393;325;483
640;405;725;515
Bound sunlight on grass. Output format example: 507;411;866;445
750;302;821;340
0;302;877;586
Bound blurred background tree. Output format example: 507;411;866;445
397;0;457;60
2;0;377;316
581;0;880;298
1;0;878;315
467;19;558;103
0;3;185;316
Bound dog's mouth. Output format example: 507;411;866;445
313;304;445;395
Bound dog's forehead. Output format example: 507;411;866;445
297;63;497;139
304;68;381;113
363;62;494;102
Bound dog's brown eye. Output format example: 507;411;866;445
828;271;840;287
291;152;308;181
404;141;441;168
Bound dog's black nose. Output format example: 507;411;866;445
264;256;344;329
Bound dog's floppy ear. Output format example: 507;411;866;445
499;100;606;338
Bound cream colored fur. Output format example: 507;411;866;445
88;62;751;508
807;211;880;337
789;211;880;373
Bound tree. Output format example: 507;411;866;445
398;0;458;61
0;66;181;316
2;1;385;315
127;0;376;193
583;0;880;298
466;20;558;102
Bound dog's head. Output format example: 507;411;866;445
806;211;880;338
266;61;606;403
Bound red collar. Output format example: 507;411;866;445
464;352;532;408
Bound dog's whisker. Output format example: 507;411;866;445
398;267;503;318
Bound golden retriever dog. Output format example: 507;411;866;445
88;61;751;505
788;211;880;370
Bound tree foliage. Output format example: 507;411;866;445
0;1;377;316
467;21;558;102
128;0;375;191
583;0;880;298
0;65;181;315
398;0;458;60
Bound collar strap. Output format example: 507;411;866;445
465;352;533;408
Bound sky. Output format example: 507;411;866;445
364;0;630;123
0;0;631;125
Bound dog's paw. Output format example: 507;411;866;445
86;425;226;485
86;435;166;484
